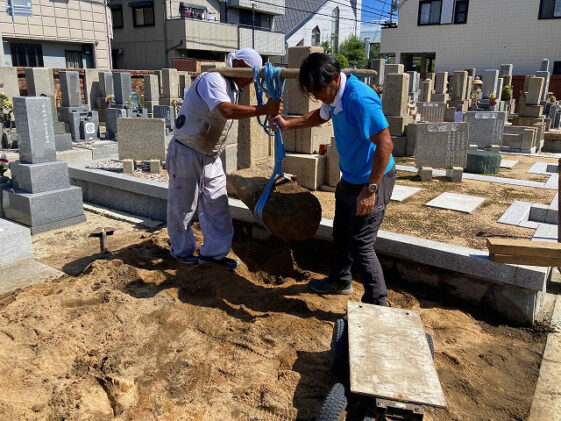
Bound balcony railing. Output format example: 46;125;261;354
168;18;285;56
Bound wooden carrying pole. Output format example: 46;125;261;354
207;67;378;79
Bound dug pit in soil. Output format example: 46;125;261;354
0;223;546;420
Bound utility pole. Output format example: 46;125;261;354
164;0;169;68
390;0;397;25
252;3;255;49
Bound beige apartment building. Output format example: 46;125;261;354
109;0;286;70
0;0;112;68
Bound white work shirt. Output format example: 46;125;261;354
319;72;347;121
196;72;238;111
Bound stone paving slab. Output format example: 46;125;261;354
500;159;518;168
528;162;557;174
390;185;421;202
425;192;486;214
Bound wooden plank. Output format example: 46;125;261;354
206;67;378;79
347;301;447;408
491;253;561;267
487;237;561;258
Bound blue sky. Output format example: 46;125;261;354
360;0;394;41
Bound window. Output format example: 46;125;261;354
554;61;561;75
10;43;43;67
311;26;320;46
454;0;469;23
418;0;442;25
540;0;561;18
239;10;271;29
111;7;123;28
65;50;83;68
331;7;339;52
132;5;155;27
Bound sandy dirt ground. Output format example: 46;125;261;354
0;213;546;420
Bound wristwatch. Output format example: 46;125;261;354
367;183;378;193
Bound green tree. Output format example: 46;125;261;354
368;43;383;60
338;35;367;68
320;40;332;54
333;53;348;69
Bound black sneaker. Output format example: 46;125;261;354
170;251;199;265
308;277;353;295
198;255;239;270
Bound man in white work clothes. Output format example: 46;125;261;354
167;48;283;269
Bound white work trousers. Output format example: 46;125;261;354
166;139;233;260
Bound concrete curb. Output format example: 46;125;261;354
529;292;561;420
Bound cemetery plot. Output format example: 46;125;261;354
0;212;547;421
314;168;555;250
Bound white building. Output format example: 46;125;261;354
381;0;561;75
274;0;360;57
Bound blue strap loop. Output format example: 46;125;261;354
252;63;288;229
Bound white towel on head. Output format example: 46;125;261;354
226;47;263;69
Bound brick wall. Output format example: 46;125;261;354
512;75;561;101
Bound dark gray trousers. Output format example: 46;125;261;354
329;167;396;305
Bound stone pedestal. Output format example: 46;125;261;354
2;97;85;234
285;46;324;115
283;116;333;153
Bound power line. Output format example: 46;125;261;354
252;0;391;25
281;0;393;21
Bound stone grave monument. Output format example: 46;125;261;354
105;72;148;140
406;71;420;102
412;122;469;182
153;104;175;133
2;97;86;234
478;70;499;111
448;70;470;112
383;73;413;137
370;59;385;86
420;78;433;103
465;111;507;150
432;72;449;103
56;71;100;142
25;67;72;151
160;68;181;106
144;74;160;113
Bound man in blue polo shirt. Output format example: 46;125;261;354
273;53;395;306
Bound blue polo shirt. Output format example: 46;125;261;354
327;75;394;185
